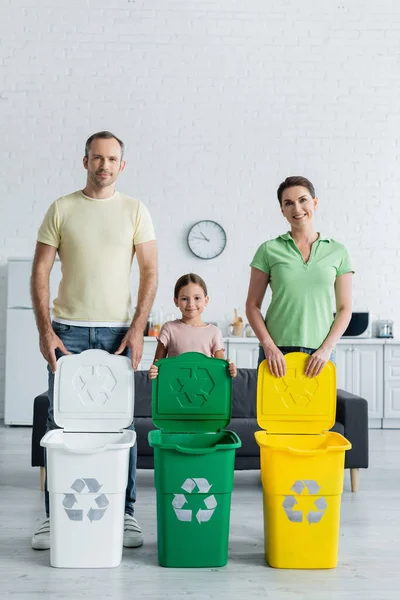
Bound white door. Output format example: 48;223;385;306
352;344;383;426
335;344;354;392
383;345;400;427
227;341;259;368
5;309;49;425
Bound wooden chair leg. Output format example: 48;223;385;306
350;468;359;492
40;466;46;492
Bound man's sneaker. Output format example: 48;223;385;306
123;514;144;548
31;518;50;550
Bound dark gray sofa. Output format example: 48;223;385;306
31;368;369;492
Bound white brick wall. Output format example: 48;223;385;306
1;0;399;417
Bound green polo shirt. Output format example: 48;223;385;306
250;233;353;349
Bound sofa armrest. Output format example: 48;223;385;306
336;389;369;469
31;392;49;467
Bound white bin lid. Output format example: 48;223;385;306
53;350;134;433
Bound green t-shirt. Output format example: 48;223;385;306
250;232;353;349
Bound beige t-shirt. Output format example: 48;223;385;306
158;320;225;357
37;190;156;323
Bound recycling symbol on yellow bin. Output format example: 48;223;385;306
275;369;319;408
172;478;217;523
63;478;109;523
283;480;327;524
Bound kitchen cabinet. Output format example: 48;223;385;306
336;342;384;428
225;338;259;369
383;344;400;428
138;338;158;371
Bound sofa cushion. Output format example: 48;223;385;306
134;371;152;417
232;369;257;418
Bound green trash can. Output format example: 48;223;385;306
148;352;242;568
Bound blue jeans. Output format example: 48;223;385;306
45;322;137;517
257;346;336;368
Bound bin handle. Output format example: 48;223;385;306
173;444;218;455
62;444;109;454
286;446;329;456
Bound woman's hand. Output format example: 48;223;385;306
148;364;159;379
304;347;332;378
262;344;286;378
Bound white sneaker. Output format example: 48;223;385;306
32;518;50;550
123;514;144;548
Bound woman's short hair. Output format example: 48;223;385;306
277;176;316;205
174;273;208;299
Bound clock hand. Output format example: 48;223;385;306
191;236;208;241
200;232;210;242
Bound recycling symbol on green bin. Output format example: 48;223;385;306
170;368;215;408
282;480;327;524
172;478;217;523
63;478;109;523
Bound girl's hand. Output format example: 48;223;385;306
304;347;332;378
262;343;286;378
227;360;237;378
148;364;159;379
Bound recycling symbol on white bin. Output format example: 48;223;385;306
172;478;217;524
72;365;117;406
63;478;109;523
283;480;327;525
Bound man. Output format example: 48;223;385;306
30;131;158;550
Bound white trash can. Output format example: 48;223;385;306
41;349;136;568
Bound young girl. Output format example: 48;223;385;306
149;273;237;379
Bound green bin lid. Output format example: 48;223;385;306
152;352;232;433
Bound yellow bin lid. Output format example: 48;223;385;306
257;352;337;434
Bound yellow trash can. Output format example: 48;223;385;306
255;352;351;569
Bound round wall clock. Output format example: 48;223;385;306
187;220;227;259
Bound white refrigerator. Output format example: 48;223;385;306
4;258;61;425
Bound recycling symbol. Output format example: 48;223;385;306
274;368;319;408
282;480;327;524
72;365;117;406
63;478;109;523
172;478;217;523
170;368;215;408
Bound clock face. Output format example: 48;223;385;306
187;220;227;259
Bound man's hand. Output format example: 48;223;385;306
39;330;71;374
304;347;332;378
148;364;159;379
115;327;144;370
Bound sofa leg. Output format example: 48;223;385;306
40;466;46;492
350;468;359;492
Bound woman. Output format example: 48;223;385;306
246;176;353;378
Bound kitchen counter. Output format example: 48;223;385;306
224;336;397;345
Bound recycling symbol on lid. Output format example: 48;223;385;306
72;365;117;406
170;368;215;408
282;480;327;524
63;478;109;522
172;478;217;523
274;368;319;408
